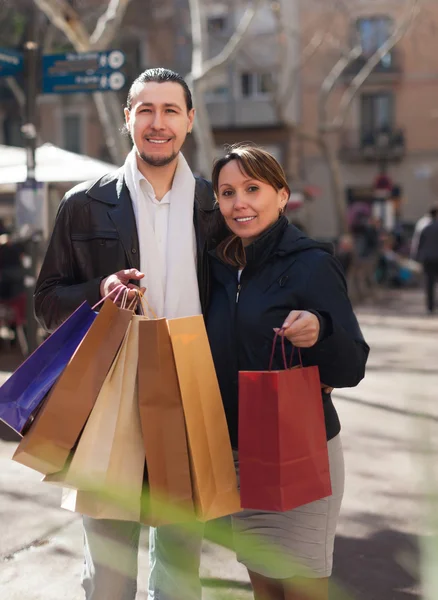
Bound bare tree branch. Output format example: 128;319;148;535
197;0;265;83
318;45;362;133
89;0;133;50
188;0;204;80
278;32;324;109
33;0;131;163
332;0;420;129
33;0;90;51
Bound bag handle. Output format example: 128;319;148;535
268;329;303;371
92;285;138;312
92;284;125;310
137;290;158;320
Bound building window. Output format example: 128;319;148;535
356;16;392;63
207;16;227;33
241;72;274;98
63;114;82;154
361;92;394;134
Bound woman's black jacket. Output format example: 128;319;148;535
206;217;370;449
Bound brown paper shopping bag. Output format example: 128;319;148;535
50;317;145;521
13;300;133;474
138;318;194;524
168;315;241;521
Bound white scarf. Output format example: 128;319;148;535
124;148;202;319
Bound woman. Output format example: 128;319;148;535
206;144;369;600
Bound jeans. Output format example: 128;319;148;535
82;517;204;600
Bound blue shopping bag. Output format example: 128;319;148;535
0;301;96;434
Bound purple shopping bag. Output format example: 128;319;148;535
0;302;96;434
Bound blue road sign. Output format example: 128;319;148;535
0;48;23;77
42;50;125;78
43;71;126;95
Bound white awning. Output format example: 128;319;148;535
0;143;118;185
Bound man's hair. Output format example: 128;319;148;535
431;206;438;219
125;67;193;112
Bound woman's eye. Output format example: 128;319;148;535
248;186;259;193
222;190;234;197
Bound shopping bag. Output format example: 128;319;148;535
50;316;145;521
0;301;96;434
238;332;332;512
168;315;240;521
138;318;194;524
13;299;133;474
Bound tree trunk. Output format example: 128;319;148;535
320;135;348;235
93;92;131;163
191;80;216;177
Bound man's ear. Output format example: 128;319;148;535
124;107;131;129
188;108;195;133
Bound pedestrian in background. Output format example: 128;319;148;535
416;206;438;314
411;203;438;260
207;144;369;600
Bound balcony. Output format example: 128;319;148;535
341;48;403;83
339;127;406;163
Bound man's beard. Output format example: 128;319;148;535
138;149;178;167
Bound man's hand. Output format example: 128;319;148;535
275;310;320;348
100;269;146;305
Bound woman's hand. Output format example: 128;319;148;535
275;310;320;348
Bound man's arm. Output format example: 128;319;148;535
34;197;104;332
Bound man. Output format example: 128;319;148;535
34;68;226;600
416;206;438;314
410;203;438;259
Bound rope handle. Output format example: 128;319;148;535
268;328;303;372
137;290;158;320
92;284;138;312
92;284;125;310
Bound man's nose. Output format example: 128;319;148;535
151;111;165;129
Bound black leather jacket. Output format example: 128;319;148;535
35;167;226;332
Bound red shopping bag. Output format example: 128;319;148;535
238;332;332;512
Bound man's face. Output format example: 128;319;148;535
124;81;195;167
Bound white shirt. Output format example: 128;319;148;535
132;170;171;281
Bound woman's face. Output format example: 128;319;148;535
216;159;289;247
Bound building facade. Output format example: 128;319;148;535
298;0;438;239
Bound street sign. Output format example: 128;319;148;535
42;50;125;78
0;48;23;77
42;71;126;95
42;49;126;95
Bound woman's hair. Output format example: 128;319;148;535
212;143;291;267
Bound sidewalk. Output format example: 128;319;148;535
0;288;436;599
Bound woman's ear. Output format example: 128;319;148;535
279;188;289;212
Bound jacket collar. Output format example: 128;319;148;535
242;216;289;269
86;167;126;205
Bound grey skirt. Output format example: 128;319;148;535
231;434;344;580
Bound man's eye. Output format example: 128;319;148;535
139;109;151;113
166;109;177;113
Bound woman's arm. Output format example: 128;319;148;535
296;252;369;388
